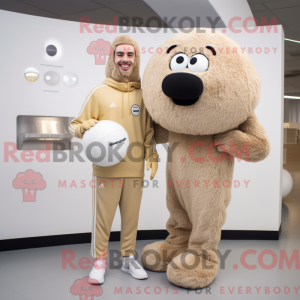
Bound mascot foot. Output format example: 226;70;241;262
167;251;219;289
141;240;188;272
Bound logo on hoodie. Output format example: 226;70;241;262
87;39;113;65
131;104;140;116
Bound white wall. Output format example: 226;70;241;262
0;10;283;240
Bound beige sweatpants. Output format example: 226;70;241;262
90;176;144;258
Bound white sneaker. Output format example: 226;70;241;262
88;258;106;284
121;255;148;279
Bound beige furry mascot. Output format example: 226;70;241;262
141;29;270;289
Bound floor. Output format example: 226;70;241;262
0;162;299;300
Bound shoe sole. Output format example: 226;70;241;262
88;277;104;284
121;267;148;279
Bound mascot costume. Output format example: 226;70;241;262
141;29;270;289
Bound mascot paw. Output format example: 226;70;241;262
141;240;188;272
214;130;243;153
213;132;228;153
166;251;219;289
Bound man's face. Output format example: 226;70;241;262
114;44;135;77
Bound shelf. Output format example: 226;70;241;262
19;132;74;144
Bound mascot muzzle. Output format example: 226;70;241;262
162;72;203;106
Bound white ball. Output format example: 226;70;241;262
82;120;129;167
282;169;293;199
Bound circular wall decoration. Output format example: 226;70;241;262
46;45;57;57
63;72;78;86
24;67;39;82
44;71;60;86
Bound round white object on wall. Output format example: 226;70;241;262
82;120;129;167
282;169;293;199
63;72;78;86
44;71;60;86
24;67;39;82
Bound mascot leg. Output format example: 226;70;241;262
166;185;231;289
141;171;191;272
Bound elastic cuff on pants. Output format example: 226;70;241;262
121;250;135;257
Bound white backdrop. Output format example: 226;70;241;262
0;9;283;240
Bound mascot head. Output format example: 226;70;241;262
142;28;260;135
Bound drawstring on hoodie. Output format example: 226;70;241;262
121;92;124;117
128;83;130;115
121;83;131;117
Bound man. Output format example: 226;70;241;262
69;35;159;284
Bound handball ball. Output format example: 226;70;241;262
82;120;129;167
282;169;293;199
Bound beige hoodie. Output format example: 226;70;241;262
69;35;157;178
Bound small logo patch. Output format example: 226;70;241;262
110;103;116;107
131;104;140;116
99;183;105;189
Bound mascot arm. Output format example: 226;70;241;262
153;121;169;144
214;113;270;162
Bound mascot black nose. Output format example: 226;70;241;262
162;72;203;106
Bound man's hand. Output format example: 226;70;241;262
75;119;98;139
146;153;159;180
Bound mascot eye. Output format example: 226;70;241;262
188;54;209;72
170;53;189;71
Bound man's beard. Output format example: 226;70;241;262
117;62;133;78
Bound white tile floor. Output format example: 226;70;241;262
1;162;299;300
